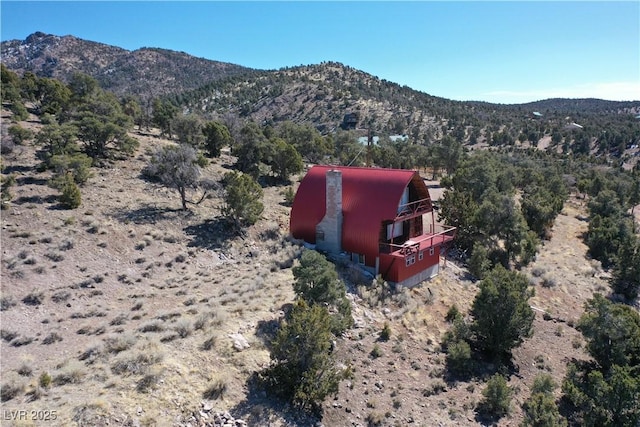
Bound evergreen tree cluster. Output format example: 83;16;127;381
260;250;353;414
1;65;141;209
440;150;568;274
562;295;640;426
580;166;640;301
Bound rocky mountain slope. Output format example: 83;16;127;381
1;32;254;101
2;32;639;159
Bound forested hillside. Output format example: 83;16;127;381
2;32;639;162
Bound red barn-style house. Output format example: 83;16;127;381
290;166;456;287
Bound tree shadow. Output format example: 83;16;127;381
474;410;502;426
443;350;520;387
254;302;292;351
260;175;292;188
15;194;58;205
226;373;320;426
183;218;238;251
2;164;34;174
16;176;49;186
111;204;186;225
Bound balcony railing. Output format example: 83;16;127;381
379;225;456;256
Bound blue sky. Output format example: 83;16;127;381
1;1;638;104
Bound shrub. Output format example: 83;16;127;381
541;276;557;288
104;335;136;354
282;186;295;206
42;332;63;345
370;344;383;359
365;411;384;426
445;304;461;322
292;249;353;334
17;363;33;377
22;291;44;306
379;322;391;341
174;320;192;338
78;345;103;363
1;381;24;402
137;371;161;393
194;313;209;331
139;320;165;333
422;381;447;397
48;153;93;186
109;314;128;326
53;363;85;385
478;374;512;419
203;378;227;400
0;296;17;311
1;329;18;342
446;339;472;377
201;336;216;351
0;173;16;209
44;251;65;262
58;173;82;209
111;351;163;376
39;372;52;389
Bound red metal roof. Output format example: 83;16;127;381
290;166;431;265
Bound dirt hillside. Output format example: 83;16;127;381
1;112;611;426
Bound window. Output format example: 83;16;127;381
429;247;435;256
418;250;424;261
316;230;325;241
405;254;416;266
358;254;365;265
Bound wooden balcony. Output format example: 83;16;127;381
379;225;456;256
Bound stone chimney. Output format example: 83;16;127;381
316;169;343;254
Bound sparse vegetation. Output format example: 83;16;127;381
42;332;63;345
22;290;45;306
53;362;86;385
379;322;391;341
1;296;17;311
1;46;638;426
1;381;24;402
111;349;164;376
203;378;227;400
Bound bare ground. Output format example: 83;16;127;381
0;114;613;426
